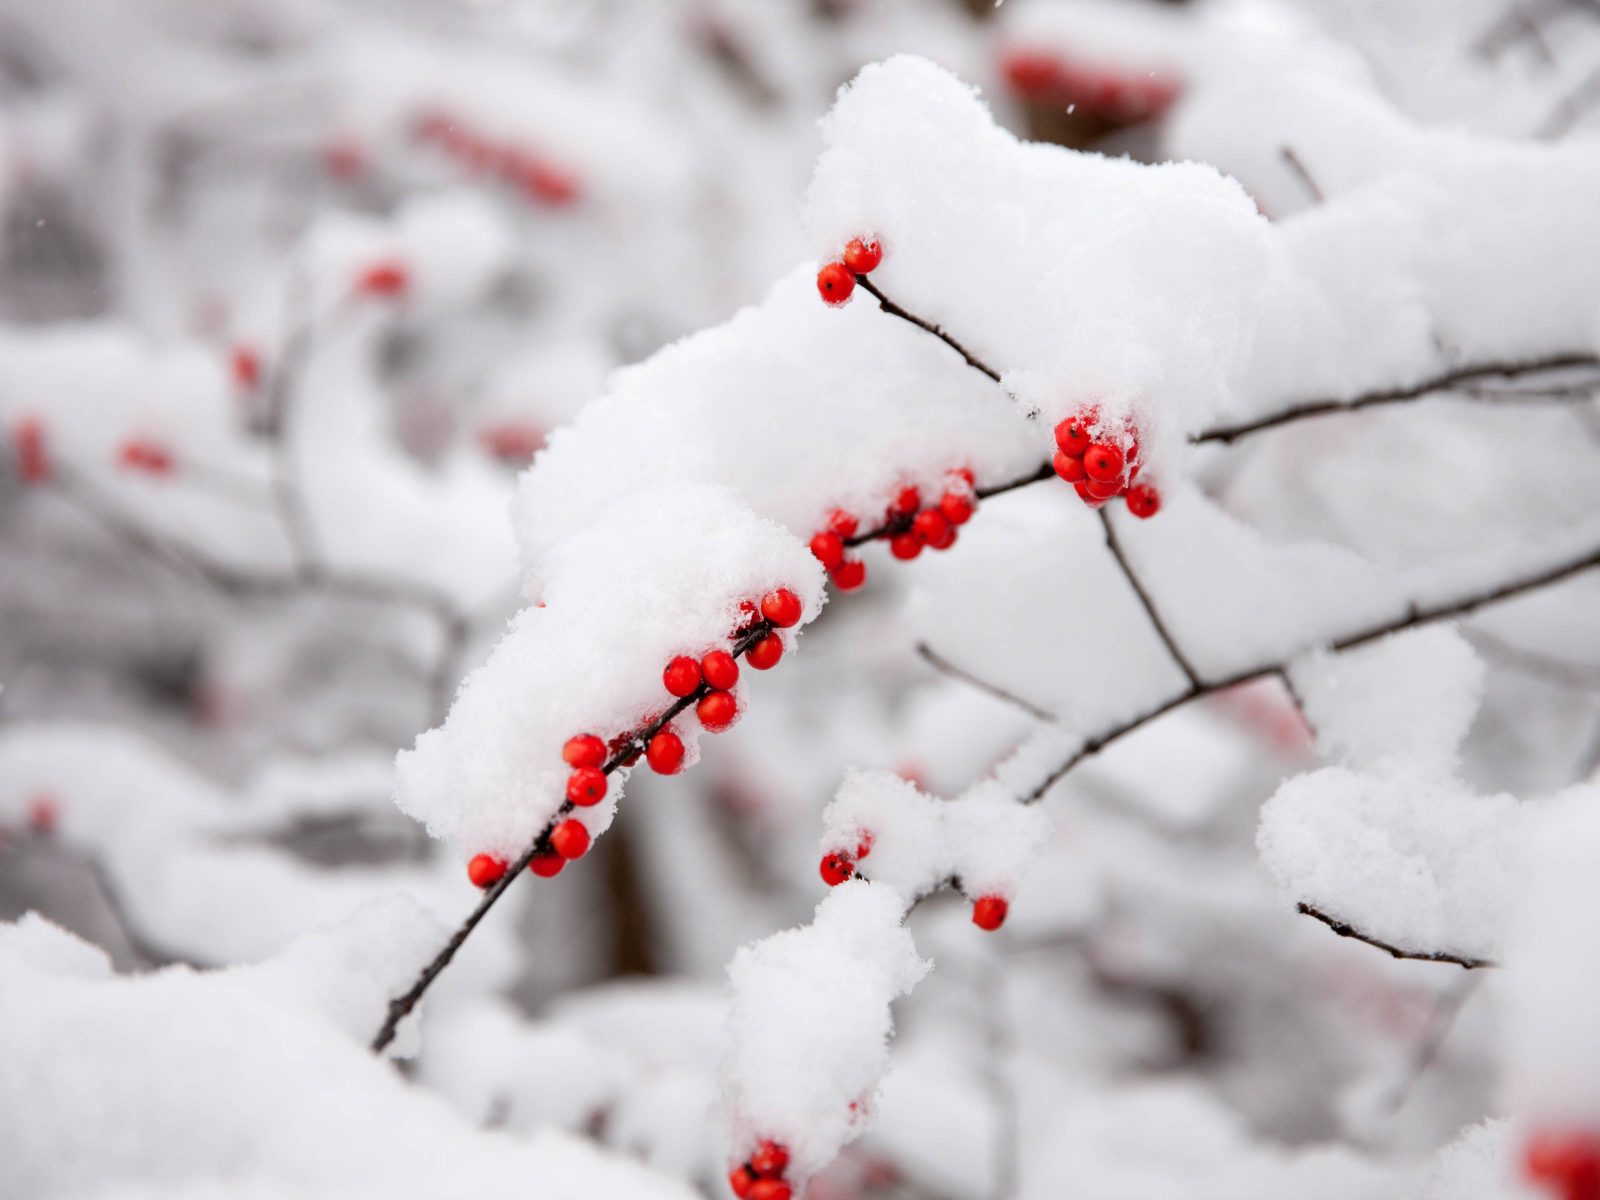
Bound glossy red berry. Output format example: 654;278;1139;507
809;531;845;570
663;655;703;697
698;690;738;731
701;649;740;691
11;417;48;484
826;509;859;538
1082;442;1125;483
728;1165;758;1199
911;509;950;546
646;729;685;775
1073;480;1107;508
529;852;565;878
563;734;606;769
889;532;922;560
750;1140;791;1179
747;1182;792;1200
551;818;591;860
939;490;975;525
1525;1130;1600;1196
893;485;921;516
972;895;1009;931
760;588;803;628
746;634;784;671
1054;412;1095;456
842;238;883;274
830;559;866;590
926;524;957;551
118;439;174;476
821;853;854;886
567;767;607;807
1126;483;1161;519
1085;476;1122;501
816;262;854;306
231;345;261;391
355;260;410;297
467;854;507;888
1052;451;1085;483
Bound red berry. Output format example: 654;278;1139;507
567;767;607;807
747;1182;792;1200
1083;442;1125;483
1126;483;1161;519
809;531;845;570
939;490;975;525
1002;50;1062;97
467;854;507;888
926;523;957;551
1073;480;1106;508
27;795;57;833
830;559;866;590
529;852;565;878
11;417;48;484
1526;1130;1600;1194
118;439;174;476
760;588;803;629
746;634;784;671
608;732;642;767
1085;476;1122;501
820;853;854;886
826;509;859;538
728;1165;758;1199
1052;451;1085;483
479;422;543;466
663;655;703;698
1126;432;1141;463
701;649;740;691
231;345;261;391
816;262;855;305
893;485;921;516
551;818;591;860
912;509;950;545
698;690;738;732
646;729;685;775
750;1140;791;1179
1054;412;1095;456
972;895;1009;931
856;832;874;858
842;237;883;274
952;466;976;486
563;734;606;769
355;260;410;297
889;532;922;560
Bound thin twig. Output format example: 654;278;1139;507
1535;65;1600;138
855;274;1005;385
1296;903;1495;969
1280;146;1325;204
916;641;1056;722
1099;507;1201;688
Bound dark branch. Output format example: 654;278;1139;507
1536;65;1600;138
1098;507;1201;688
1296;903;1495;969
855;274;1004;385
916;641;1056;722
1280;146;1325;205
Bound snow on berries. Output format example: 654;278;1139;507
816;235;884;307
808;470;977;588
1051;407;1159;517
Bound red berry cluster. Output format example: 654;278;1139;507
809;470;977;587
1000;49;1181;124
728;1139;793;1200
1526;1130;1600;1200
354;259;411;300
1050;407;1160;518
117;439;175;477
230;344;262;393
466;588;806;888
819;830;873;888
10;416;48;484
412;108;581;207
815;236;883;307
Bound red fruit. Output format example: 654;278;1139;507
567;767;608;807
747;1182;791;1200
479;422;543;465
809;531;846;570
911;509;950;546
1525;1130;1600;1196
893;485;921;516
231;345;261;391
821;853;854;887
816;262;855;306
842;237;883;274
11;417;47;484
830;559;866;590
1073;480;1107;508
563;734;607;769
518;159;581;207
1126;483;1161;519
550;818;591;860
1054;411;1096;456
1001;50;1062;97
698;690;738;732
701;649;740;691
27;794;57;833
355;260;410;298
749;1140;791;1179
746;634;784;671
728;1165;758;1199
856;832;874;858
663;655;703;698
322;139;364;179
1082;442;1125;483
889;532;922;560
1126;432;1141;463
972;895;1009;931
826;509;859;538
467;854;507;888
1052;451;1085;483
939;490;975;525
926;523;957;552
646;729;685;775
760;588;803;629
1085;476;1122;501
529;852;565;878
118;439;174;476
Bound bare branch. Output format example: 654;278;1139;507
855;274;1004;385
1296;903;1495;969
1280;146;1325;204
915;641;1056;722
1099;507;1201;688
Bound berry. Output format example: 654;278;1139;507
1052;451;1085;483
480;422;543;465
1126;483;1161;519
355;260;410;298
728;1165;758;1199
925;523;957;552
747;1183;792;1200
939;490;975;526
809;531;846;570
663;655;703;698
118;439;174;476
1085;476;1122;501
467;854;507;888
816;262;854;306
27;795;57;833
701;649;740;691
826;509;859;538
842;237;883;274
821;853;854;886
550;818;591;860
231;345;261;391
1054;411;1096;456
12;417;47;483
911;509;950;546
746;634;784;671
889;532;922;560
563;734;606;769
830;559;866;590
1082;442;1125;483
646;729;685;775
972;895;1009;931
1002;50;1062;97
750;1140;791;1179
855;831;874;858
893;485;921;516
1526;1130;1600;1198
698;690;738;731
1073;480;1106;508
567;767;608;807
760;588;803;629
529;852;565;878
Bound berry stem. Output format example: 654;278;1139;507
1097;507;1201;688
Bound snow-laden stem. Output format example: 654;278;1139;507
1296;903;1495;969
1098;506;1201;688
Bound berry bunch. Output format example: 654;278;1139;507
1000;49;1181;125
1050;407;1160;518
1525;1130;1600;1200
465;588;806;888
728;1139;793;1200
808;470;978;586
354;259;411;300
411;108;581;207
815;236;883;307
